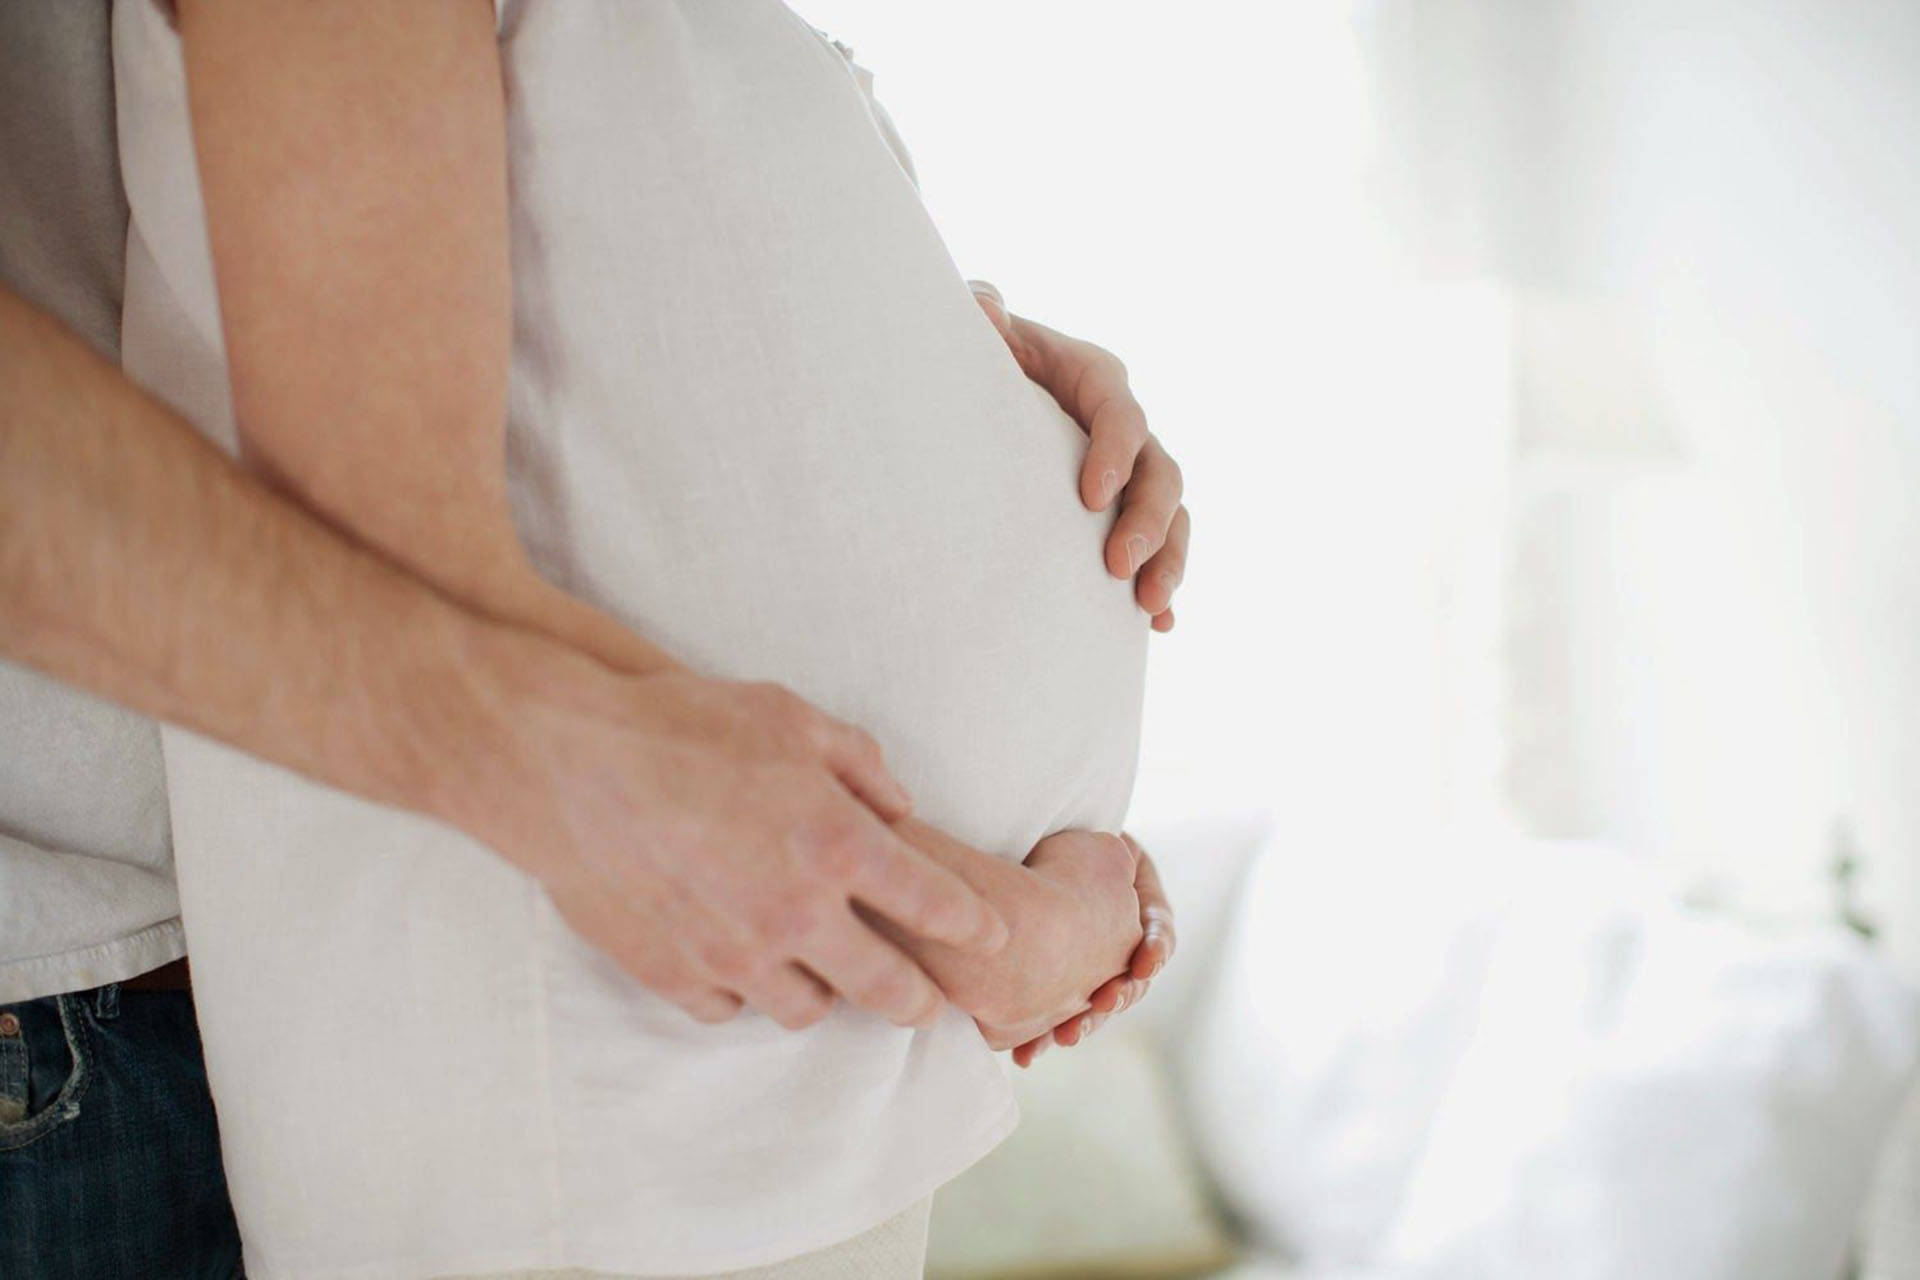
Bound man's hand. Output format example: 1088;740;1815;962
971;282;1190;632
441;639;1011;1032
1011;835;1176;1067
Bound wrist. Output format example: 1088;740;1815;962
395;606;591;871
386;572;679;867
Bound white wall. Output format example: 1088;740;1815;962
793;0;1519;855
1433;0;1920;967
792;0;1920;971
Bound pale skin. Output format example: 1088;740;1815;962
0;0;1180;1053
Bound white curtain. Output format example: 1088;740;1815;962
1362;0;1920;970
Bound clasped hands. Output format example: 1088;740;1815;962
449;292;1183;1064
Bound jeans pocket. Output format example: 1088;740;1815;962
0;995;92;1151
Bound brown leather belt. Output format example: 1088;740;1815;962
121;957;192;992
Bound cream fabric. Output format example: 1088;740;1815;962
112;0;1146;1277
442;1197;932;1280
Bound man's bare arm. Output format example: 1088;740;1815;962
0;285;514;823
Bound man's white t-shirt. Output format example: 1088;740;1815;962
113;2;1148;1276
0;0;183;1007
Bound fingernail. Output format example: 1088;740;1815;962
1078;1016;1093;1038
1126;536;1148;574
1100;469;1119;506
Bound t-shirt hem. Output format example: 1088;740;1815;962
0;917;187;1003
235;1094;1021;1280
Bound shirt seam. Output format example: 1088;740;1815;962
0;917;187;1003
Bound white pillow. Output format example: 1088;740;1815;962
1180;828;1517;1263
1184;837;1920;1279
1381;858;1920;1280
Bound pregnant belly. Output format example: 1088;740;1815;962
498;0;1150;858
513;369;1150;860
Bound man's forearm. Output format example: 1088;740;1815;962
0;286;537;834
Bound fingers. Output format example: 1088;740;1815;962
553;888;742;1024
968;312;1189;618
842;820;1009;953
679;987;747;1024
988;311;1145;513
818;717;913;821
1104;438;1183;581
734;963;837;1032
1055;1007;1108;1049
1065;975;1149;1041
1125;840;1176;981
1079;381;1152;514
1086;973;1133;1014
800;911;945;1028
1011;971;1158;1067
826;734;912;821
758;683;911;820
1135;503;1189;616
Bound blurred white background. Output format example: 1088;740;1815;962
795;0;1920;967
790;3;1920;1277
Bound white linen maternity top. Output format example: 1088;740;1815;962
112;2;1147;1276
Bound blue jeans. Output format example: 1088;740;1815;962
0;980;242;1279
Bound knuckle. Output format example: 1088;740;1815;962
903;986;942;1026
856;965;922;1019
978;994;1029;1032
1161;530;1189;570
745;679;790;713
1161;454;1185;497
801;817;872;883
1098;403;1148;452
755;889;825;946
849;726;886;769
695;938;759;984
1093;832;1134;876
754;683;815;744
621;948;680;993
